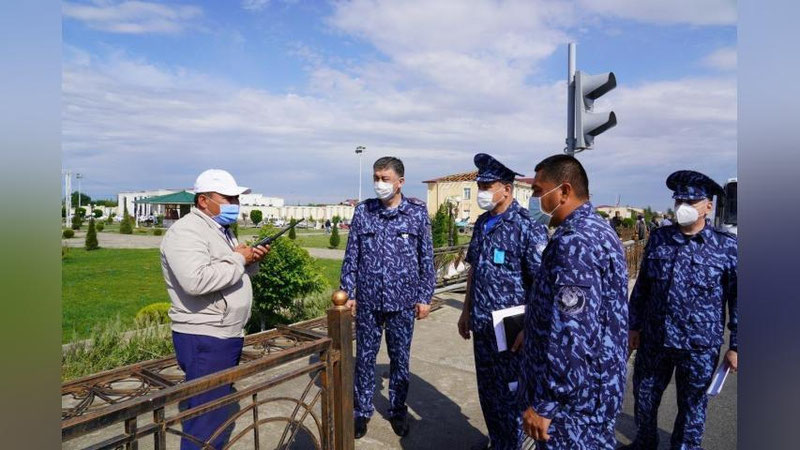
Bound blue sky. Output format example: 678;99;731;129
62;0;737;211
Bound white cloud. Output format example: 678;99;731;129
578;0;737;26
702;46;737;71
241;0;270;11
63;0;737;208
62;1;203;34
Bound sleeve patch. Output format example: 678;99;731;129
557;286;586;315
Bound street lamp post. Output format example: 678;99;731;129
76;173;83;219
63;170;72;226
355;146;365;202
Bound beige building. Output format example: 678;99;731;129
423;171;534;224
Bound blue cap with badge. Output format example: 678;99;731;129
666;170;723;201
474;153;524;183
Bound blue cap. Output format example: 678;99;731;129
474;153;524;183
666;170;723;201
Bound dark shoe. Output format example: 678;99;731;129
389;415;409;437
354;416;368;439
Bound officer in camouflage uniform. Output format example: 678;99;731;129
457;153;548;450
519;154;629;449
340;156;436;439
622;170;738;450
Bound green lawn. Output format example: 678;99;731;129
62;248;343;343
62;248;168;343
315;258;343;289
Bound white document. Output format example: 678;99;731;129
508;381;518;393
491;305;526;352
706;360;731;396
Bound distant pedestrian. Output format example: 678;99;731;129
636;214;647;240
662;214;673;227
325;219;331;234
610;211;623;237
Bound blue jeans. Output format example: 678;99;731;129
172;331;244;450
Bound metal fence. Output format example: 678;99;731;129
62;297;355;450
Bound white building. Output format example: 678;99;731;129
240;193;284;207
118;188;353;226
117;189;180;218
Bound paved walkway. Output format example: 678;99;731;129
63;288;736;449
63;231;346;259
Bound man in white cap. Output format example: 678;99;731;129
160;169;269;450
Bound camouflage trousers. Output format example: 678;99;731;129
472;329;525;450
535;415;616;449
630;345;719;450
354;307;416;419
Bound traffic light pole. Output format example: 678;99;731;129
566;42;576;155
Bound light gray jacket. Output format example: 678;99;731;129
160;208;260;338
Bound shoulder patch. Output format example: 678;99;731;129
406;197;426;207
557;286;586;315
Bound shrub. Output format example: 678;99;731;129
77;207;87;218
95;222;104;232
70;213;82;230
92;208;103;218
85;219;99;250
250;209;263;226
152;228;164;236
62;229;75;239
134;302;171;326
329;223;340;248
106;215;113;224
622;218;635;228
156;215;164;227
288;219;297;240
120;204;133;234
249;226;327;331
62;317;174;381
431;203;449;248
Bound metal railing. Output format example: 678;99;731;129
622;238;646;278
62;294;355;450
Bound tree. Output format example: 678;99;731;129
71;191;91;208
120;203;133;234
431;203;449;248
249;227;327;331
85;218;99;250
92;208;103;218
77;207;87;218
250;209;263;226
329;222;340;248
71;212;83;230
288;218;297;240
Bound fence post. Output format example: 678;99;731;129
327;290;354;450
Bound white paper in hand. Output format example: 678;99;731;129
706;360;730;396
492;305;525;352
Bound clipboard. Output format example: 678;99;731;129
706;360;731;396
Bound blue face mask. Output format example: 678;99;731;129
214;203;240;226
528;184;563;226
205;196;240;226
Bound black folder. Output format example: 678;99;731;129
502;313;525;351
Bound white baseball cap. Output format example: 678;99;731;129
193;169;251;196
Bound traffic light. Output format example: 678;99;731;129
573;71;617;149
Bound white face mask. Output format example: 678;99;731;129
675;201;702;226
374;181;396;200
477;187;502;210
